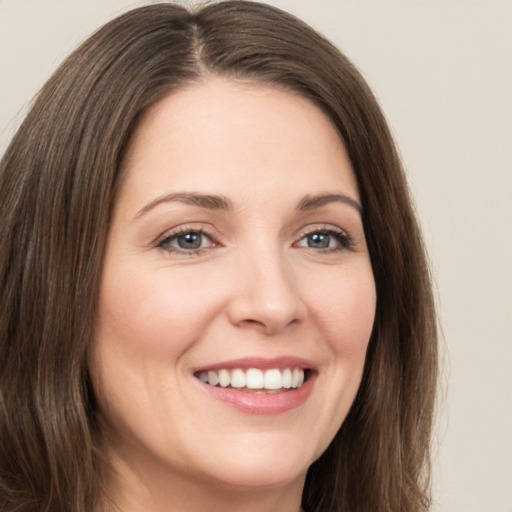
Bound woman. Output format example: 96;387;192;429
0;2;438;511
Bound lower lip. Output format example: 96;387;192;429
196;374;316;415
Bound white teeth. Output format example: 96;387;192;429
231;369;246;388
291;368;300;388
264;369;283;389
246;368;264;389
218;369;230;388
207;370;219;386
197;367;306;391
282;368;292;388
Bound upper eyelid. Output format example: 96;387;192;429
156;223;215;244
300;223;346;233
296;223;350;239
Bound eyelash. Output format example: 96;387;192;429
156;225;353;256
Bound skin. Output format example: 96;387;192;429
89;78;376;512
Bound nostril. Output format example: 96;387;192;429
237;318;267;330
236;317;301;336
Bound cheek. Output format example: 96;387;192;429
88;265;227;431
308;263;376;357
95;264;225;359
293;263;375;459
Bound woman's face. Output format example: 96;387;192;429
89;78;376;497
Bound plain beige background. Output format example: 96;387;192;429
1;1;511;511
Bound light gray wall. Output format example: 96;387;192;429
1;1;511;511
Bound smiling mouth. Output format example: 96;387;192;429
195;367;308;393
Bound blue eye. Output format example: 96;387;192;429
305;232;332;249
158;230;212;254
296;229;351;251
174;232;203;250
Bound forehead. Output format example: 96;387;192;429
119;77;359;208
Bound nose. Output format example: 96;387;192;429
226;248;307;335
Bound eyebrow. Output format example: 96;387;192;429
297;193;362;216
134;191;362;221
134;192;232;220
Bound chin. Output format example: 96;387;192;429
187;434;318;491
206;458;308;491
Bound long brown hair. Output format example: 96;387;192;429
0;2;437;511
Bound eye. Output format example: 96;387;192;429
295;228;352;251
157;228;215;254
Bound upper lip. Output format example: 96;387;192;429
193;356;316;373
